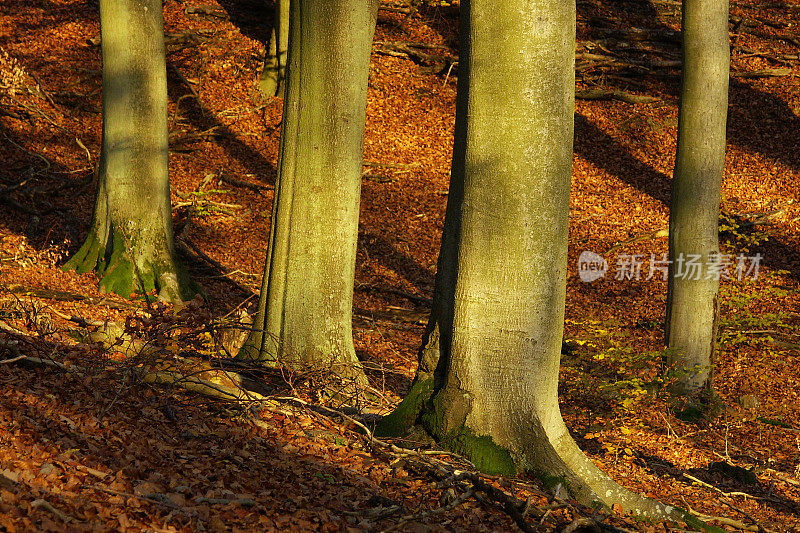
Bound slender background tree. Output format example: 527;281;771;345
259;0;289;97
64;0;192;303
239;0;380;383
665;0;730;403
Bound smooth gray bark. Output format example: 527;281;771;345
64;0;191;303
259;0;290;97
378;0;682;518
239;0;379;383
665;0;730;398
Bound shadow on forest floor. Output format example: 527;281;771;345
574;112;800;285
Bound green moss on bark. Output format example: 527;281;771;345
64;224;196;303
419;385;471;438
683;514;727;533
64;231;107;274
440;427;516;477
99;256;137;296
375;378;433;437
236;336;275;362
379;381;515;476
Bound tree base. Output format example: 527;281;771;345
671;388;723;423
377;382;693;520
258;66;284;99
64;227;196;303
236;332;370;388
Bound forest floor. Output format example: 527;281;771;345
1;0;800;531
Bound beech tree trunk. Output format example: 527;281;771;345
665;0;730;399
377;0;682;519
64;0;192;303
259;0;289;97
238;0;379;383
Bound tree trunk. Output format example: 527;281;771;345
377;0;681;519
238;0;379;384
259;0;289;97
665;0;729;400
64;0;192;303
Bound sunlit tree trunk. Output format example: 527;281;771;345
259;0;289;97
64;0;192;303
238;0;379;383
377;0;682;518
665;0;730;401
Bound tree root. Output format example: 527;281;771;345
65;223;194;303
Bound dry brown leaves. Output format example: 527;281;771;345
1;0;800;531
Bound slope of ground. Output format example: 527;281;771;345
1;0;800;531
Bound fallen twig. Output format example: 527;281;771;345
596;26;682;44
0;128;51;172
88;31;214;49
605;228;669;254
355;284;432;306
683;473;761;500
86;485;187;511
184;5;228;20
175;238;228;274
576;88;660;104
45;306;105;328
353;306;428;325
141;370;269;404
719;499;774;533
218;172;274;192
0;283;136;310
733;27;800;48
732;68;793;78
363;161;420;170
30;498;74;523
170;126;223;142
28;71;57;108
0;319;33;336
734;45;798;64
373;41;457;68
378;5;413;14
381;487;477;532
374;40;450;51
169;64;199;98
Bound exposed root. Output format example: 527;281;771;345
64;224;194;303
